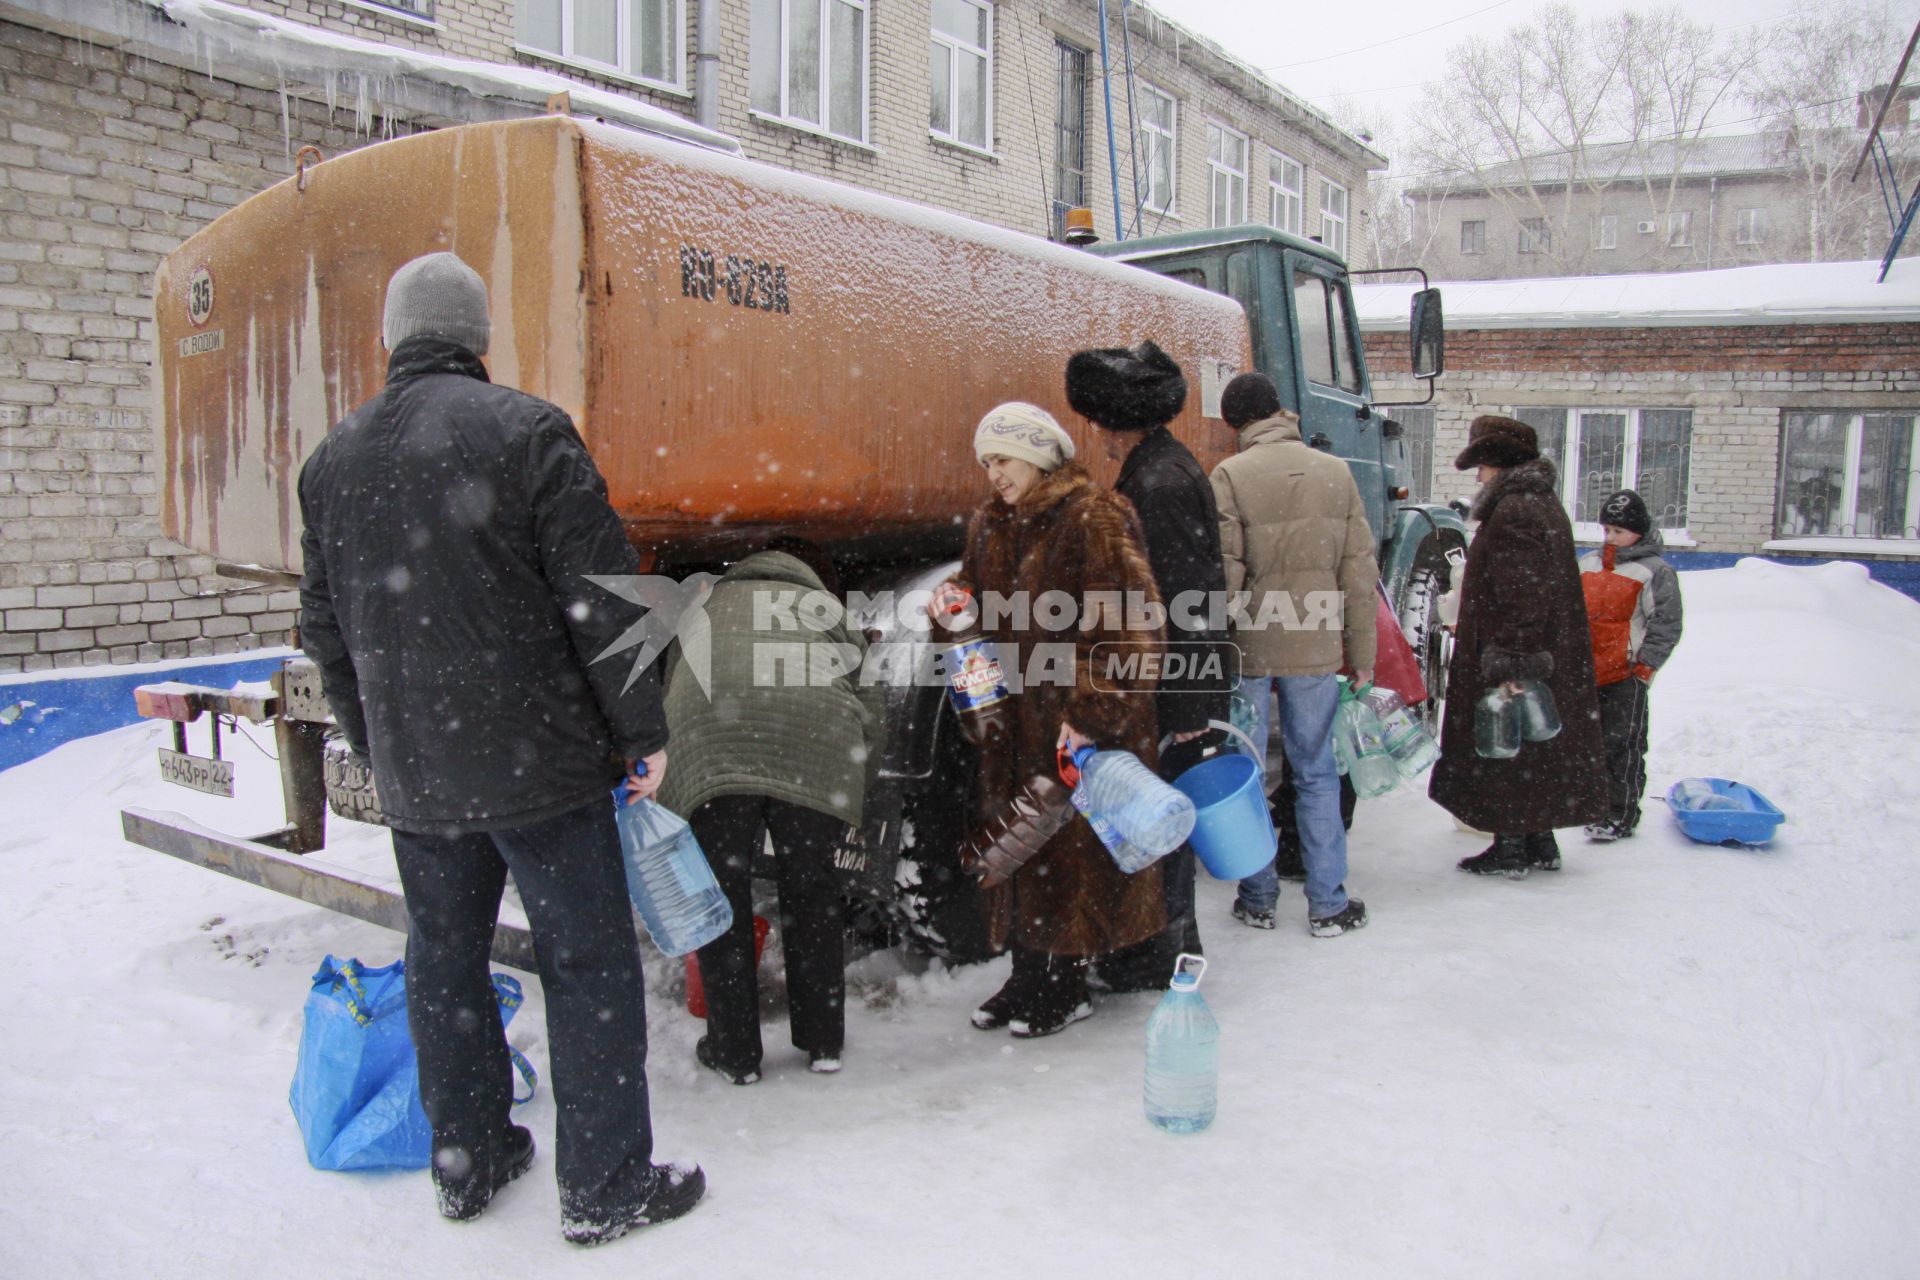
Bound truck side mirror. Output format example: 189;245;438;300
1411;288;1444;379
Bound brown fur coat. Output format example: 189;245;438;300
957;462;1168;956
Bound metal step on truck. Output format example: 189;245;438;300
126;114;1460;969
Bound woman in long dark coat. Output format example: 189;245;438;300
936;401;1167;1037
1429;415;1607;875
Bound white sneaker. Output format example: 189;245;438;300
807;1052;842;1074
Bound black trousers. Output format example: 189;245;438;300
390;797;655;1224
1597;677;1652;830
689;794;849;1070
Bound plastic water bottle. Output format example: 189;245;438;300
1144;953;1218;1134
1511;678;1562;743
1361;685;1441;778
1332;682;1401;798
611;788;733;957
1058;745;1196;872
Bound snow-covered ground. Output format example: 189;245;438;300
3;558;1916;1278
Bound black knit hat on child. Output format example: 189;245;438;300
1598;489;1652;537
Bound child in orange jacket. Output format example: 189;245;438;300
1578;489;1684;840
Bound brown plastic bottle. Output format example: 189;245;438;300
935;589;1013;750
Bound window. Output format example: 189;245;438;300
1460;219;1485;255
365;0;434;19
1518;217;1550;254
1776;413;1920;540
1591;213;1617;250
520;0;680;85
1268;152;1303;235
1319;180;1348;256
1293;269;1362;395
1051;42;1087;239
1509;406;1693;532
930;0;990;150
1396;406;1436;502
1206;123;1248;228
1135;84;1176;216
752;0;868;142
1667;211;1692;247
1736;207;1770;246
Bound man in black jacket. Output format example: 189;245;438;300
299;253;703;1247
1066;340;1230;988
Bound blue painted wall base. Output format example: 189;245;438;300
1666;551;1920;602
0;653;292;774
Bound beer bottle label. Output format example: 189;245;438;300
944;636;1009;713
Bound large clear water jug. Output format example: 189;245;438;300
1362;685;1441;778
1474;688;1523;759
1512;679;1561;742
1059;745;1196;873
612;789;733;957
1332;681;1401;798
1144;953;1219;1134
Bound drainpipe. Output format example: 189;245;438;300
1096;0;1126;241
1706;175;1716;269
695;0;720;131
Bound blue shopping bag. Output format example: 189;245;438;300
289;956;535;1172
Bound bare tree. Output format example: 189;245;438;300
1403;4;1752;276
1743;0;1918;262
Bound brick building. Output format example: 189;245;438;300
0;0;1382;674
1359;260;1920;574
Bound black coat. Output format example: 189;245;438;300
298;337;667;834
1428;458;1607;834
1114;427;1230;737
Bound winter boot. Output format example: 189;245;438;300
972;946;1046;1030
695;1035;760;1086
1309;897;1369;938
562;1162;707;1247
1584;820;1633;843
1457;833;1534;878
1009;957;1093;1039
1524;831;1562;871
1231;898;1277;930
436;1123;536;1222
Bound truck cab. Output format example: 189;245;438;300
1087;225;1464;629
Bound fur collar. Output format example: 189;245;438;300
1470;456;1559;523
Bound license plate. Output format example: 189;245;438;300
158;747;235;797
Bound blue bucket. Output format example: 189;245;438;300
1171;750;1278;881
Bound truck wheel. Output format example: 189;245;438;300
1398;542;1461;727
891;714;996;965
322;737;390;827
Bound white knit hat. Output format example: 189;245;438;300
382;252;491;355
972;402;1075;473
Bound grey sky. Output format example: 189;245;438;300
1141;0;1919;151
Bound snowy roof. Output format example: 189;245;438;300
1408;130;1817;198
106;0;740;154
1355;259;1920;331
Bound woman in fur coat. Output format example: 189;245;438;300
933;401;1167;1037
1429;415;1607;875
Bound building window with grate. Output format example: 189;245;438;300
1395;406;1435;502
520;0;680;86
1051;41;1087;239
751;0;869;142
1509;406;1692;535
1776;412;1919;540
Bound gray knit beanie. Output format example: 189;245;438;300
382;252;491;355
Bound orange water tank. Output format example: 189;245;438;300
153;117;1253;574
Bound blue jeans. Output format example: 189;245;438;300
1236;674;1351;919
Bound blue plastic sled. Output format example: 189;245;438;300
1666;777;1786;847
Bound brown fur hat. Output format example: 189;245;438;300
1454;414;1540;470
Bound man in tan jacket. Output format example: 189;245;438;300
1211;372;1378;937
